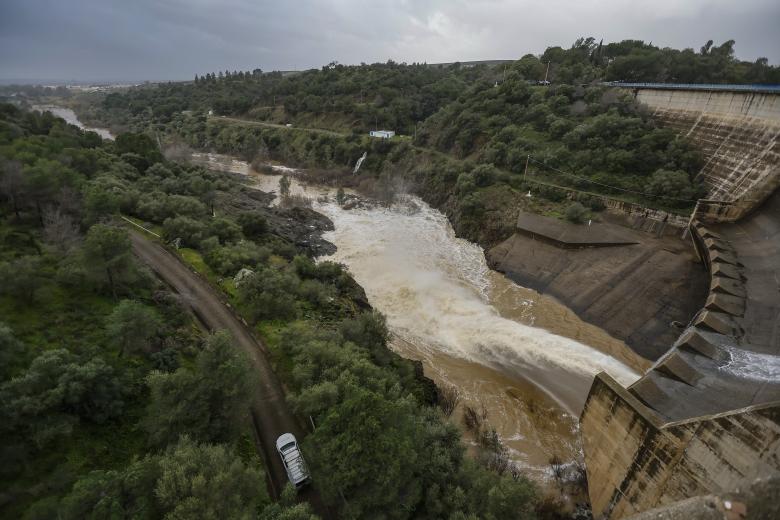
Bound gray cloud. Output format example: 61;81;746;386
1;0;778;82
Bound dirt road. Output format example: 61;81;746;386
129;231;329;515
214;115;346;137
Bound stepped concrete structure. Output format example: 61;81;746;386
581;85;780;519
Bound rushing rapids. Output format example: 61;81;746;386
193;152;641;477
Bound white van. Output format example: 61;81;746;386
275;433;310;488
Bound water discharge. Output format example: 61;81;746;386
37;110;643;478
194;153;642;478
32;105;114;140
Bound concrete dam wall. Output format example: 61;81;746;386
634;88;780;216
580;87;780;518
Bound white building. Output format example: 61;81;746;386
369;130;395;139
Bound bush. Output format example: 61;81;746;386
162;216;207;247
645;168;701;207
0;349;124;448
237;211;268;238
586;196;606;211
144;332;252;446
207;217;242;244
204;241;270;277
236;267;299;322
471;164;499;187
565;202;588;223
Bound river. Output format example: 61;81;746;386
192;153;642;479
32;105;114;140
38;108;643;480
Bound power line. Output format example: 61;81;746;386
526;156;698;202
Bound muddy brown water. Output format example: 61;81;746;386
193;153;643;481
38;107;639;484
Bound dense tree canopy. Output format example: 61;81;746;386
144;332;253;447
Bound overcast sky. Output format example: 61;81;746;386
1;0;778;83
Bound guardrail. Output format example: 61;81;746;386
602;82;780;94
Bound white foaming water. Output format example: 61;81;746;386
722;346;780;382
190;153;640;413
315;195;639;413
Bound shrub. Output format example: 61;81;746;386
471;164;499;187
236;267;299;322
565;202;588;223
162;216;207;247
207;217;242;244
204;242;270;277
237;211;268;238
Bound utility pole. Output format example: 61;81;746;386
524;154;530;181
544;62;550;83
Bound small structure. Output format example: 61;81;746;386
369;130;395;139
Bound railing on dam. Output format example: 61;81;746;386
602;81;780;94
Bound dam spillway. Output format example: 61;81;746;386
633;85;780;218
581;86;780;519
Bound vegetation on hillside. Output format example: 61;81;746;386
0;105;541;518
34;37;760;238
0;104;290;519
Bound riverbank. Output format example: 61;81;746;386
295;154;707;363
61;104;705;361
193;153;642;484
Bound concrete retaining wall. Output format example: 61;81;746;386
581;189;780;518
582;374;780;519
632;89;780;213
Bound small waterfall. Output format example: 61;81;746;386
353;152;367;174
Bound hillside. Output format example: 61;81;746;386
0;104;547;519
44;38;777;232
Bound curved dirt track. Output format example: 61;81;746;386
129;231;329;516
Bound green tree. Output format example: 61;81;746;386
0;159;25;218
306;384;421;517
645;169;700;207
260;485;318;519
236;267;299;322
114;133;163;170
237;211;268;238
155;436;266;520
60;458;160;520
0;323;24;380
144;331;252;446
0;349;124;449
162;216;207;247
83;177;124;224
105;300;163;357
208;217;243;244
24;159;81;225
62;437;268;520
0;255;45;304
83;224;134;298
